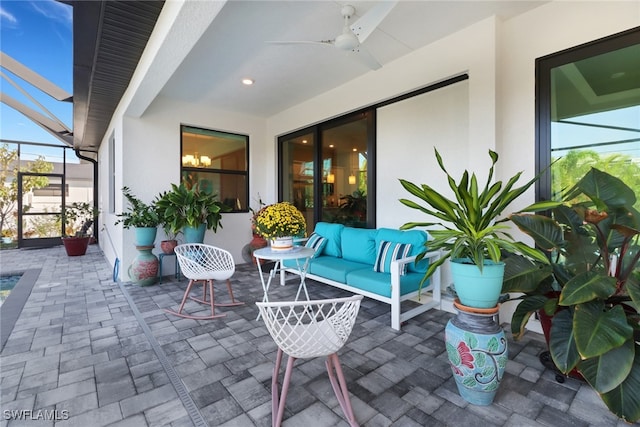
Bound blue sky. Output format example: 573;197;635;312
1;0;73;161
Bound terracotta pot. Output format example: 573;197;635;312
62;236;90;256
160;239;178;254
250;234;268;265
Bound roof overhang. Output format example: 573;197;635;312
71;0;164;152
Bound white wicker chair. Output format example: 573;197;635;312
166;244;242;320
256;295;363;427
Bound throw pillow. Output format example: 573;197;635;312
305;233;327;257
373;241;412;275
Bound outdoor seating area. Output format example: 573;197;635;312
0;245;627;427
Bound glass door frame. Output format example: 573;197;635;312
17;172;65;248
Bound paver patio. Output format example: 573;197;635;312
0;245;631;426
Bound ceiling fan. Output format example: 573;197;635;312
267;2;397;70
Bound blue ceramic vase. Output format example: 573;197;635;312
445;300;508;405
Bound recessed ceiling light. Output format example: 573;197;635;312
302;139;307;144
242;78;254;85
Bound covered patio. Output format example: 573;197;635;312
0;247;624;427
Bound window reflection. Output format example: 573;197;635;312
180;125;249;211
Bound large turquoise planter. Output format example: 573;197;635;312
183;224;206;243
445;300;508;405
450;259;505;308
134;227;157;246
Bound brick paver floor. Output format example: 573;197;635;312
0;245;632;426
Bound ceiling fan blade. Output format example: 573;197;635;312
266;40;333;47
350;45;382;70
350;1;397;43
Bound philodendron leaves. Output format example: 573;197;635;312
549;309;580;374
600;351;640;423
510;294;548;340
559;271;617;306
580;339;634;394
573;302;633;359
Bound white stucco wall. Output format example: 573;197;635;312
98;1;638;310
100;95;268;280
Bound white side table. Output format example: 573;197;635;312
253;246;315;319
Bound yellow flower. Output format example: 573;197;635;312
254;202;306;239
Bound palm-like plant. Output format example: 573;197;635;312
399;148;547;288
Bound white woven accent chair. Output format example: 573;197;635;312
166;244;242;320
256;295;363;427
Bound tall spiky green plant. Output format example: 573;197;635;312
399;148;547;289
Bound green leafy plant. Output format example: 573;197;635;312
339;190;367;217
504;168;640;422
115;186;160;229
155;181;230;235
63;202;98;237
399;148;547;287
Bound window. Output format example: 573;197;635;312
108;132;115;213
181;125;249;212
536;27;640;205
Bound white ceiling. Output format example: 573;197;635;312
159;1;546;118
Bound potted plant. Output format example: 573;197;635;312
246;195;268;261
504;168;640;422
253;201;306;251
159;227;178;255
61;202;98;256
339;190;367;226
399;147;547;308
115;186;160;246
155;181;231;244
2;228;14;244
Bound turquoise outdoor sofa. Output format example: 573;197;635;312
283;222;442;330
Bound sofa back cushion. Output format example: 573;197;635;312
375;228;429;273
313;222;344;257
341;227;377;264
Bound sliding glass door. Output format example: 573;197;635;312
279;111;374;231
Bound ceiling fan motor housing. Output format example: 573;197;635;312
335;32;359;50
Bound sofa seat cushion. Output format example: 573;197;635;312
289;256;367;283
346;269;427;298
